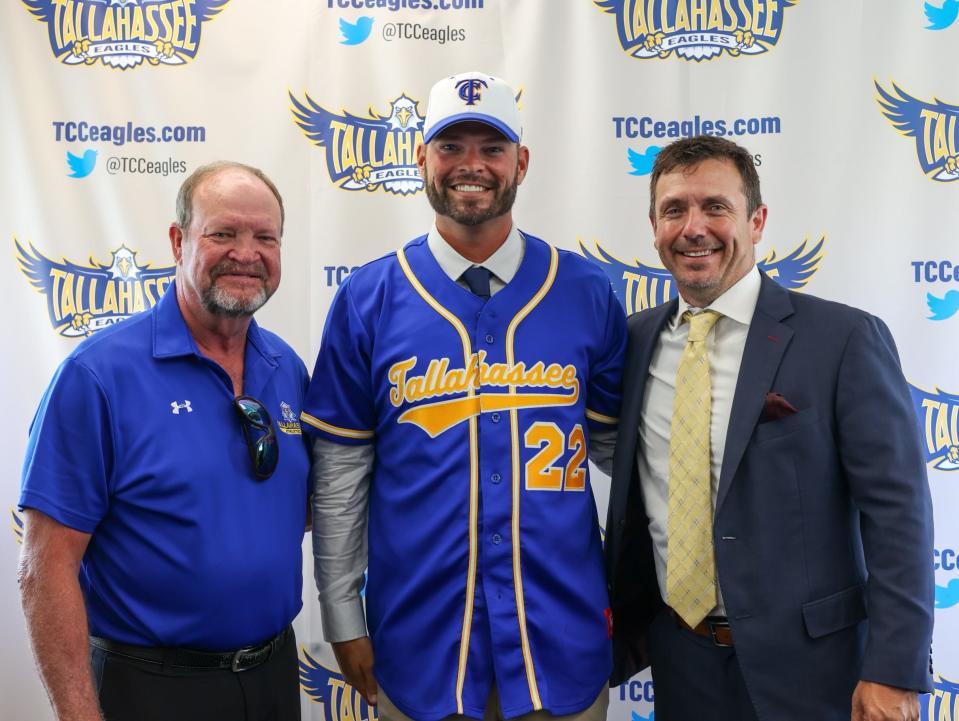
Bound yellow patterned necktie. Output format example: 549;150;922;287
667;309;722;628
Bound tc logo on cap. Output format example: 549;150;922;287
456;78;488;106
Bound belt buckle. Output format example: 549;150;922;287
707;618;732;648
231;642;270;672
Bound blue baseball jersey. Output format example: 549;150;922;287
302;233;625;720
20;283;310;650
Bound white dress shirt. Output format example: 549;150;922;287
637;265;761;617
426;222;524;293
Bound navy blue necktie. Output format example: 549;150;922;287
461;266;492;299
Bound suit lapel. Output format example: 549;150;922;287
715;274;795;515
608;298;676;564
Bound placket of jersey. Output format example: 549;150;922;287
505;245;558;711
396;247;479;715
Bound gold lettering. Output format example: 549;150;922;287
130;6;145;40
922;399;938;452
354;127;367;166
50;269;67;321
722;0;737;30
115;6;131;40
329;121;347;175
74;275;87;313
181;0;197;51
660;0;674;33
132;282;145;314
88;277;102;315
85;2;98;42
388;357;417;406
340;125;357;174
101;282;118;315
764;0;778;36
395;130;413;164
674;0;690;31
171;1;185;46
117;281;133;313
750;0;764;34
144;4;160;41
100;6;116;41
158;4;174;42
382;133;398;167
60;274;76;320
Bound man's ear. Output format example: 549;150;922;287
169;223;184;264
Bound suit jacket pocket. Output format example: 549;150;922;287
801;584;866;639
753;406;820;444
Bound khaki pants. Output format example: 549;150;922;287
378;686;608;721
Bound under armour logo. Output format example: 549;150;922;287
171;400;192;414
455;78;488;106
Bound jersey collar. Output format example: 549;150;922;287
152;280;280;365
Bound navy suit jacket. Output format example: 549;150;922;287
605;273;934;719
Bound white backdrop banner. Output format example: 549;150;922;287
2;1;958;719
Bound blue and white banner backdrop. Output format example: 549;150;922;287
2;1;958;719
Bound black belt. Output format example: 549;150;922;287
90;626;292;672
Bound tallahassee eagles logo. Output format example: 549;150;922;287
921;674;959;720
593;0;798;62
290;91;426;196
876;80;959;181
299;648;378;721
910;384;959;472
16;240;174;337
21;0;230;69
580;237;824;315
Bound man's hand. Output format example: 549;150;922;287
332;637;377;706
852;680;919;721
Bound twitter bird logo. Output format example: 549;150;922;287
927;290;959;320
631;711;654;721
340;16;373;45
66;149;97;178
628;146;661;176
935;579;959;608
925;0;959;29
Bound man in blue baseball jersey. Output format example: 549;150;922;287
18;162;311;721
302;71;626;721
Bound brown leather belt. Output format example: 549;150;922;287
669;608;734;647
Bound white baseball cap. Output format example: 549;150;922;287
423;71;522;143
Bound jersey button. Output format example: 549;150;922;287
485;334;494;344
490;412;501;423
491;533;502;545
490;473;501;483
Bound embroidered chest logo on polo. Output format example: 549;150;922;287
277;401;302;435
170;400;192;414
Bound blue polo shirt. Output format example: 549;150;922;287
20;283;310;651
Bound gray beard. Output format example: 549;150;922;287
202;283;268;318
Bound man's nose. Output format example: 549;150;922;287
227;233;262;262
682;207;707;239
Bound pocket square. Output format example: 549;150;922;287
760;392;799;423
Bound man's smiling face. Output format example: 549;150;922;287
651;157;766;307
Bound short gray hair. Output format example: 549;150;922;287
175;161;285;235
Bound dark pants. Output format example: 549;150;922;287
647;609;760;721
90;629;301;721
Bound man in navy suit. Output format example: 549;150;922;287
605;135;934;721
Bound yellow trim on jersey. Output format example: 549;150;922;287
300;412;374;439
398;390;579;438
506;244;558;710
396;247;478;716
585;409;618;425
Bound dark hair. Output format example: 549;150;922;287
649;135;762;216
175;161;285;235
